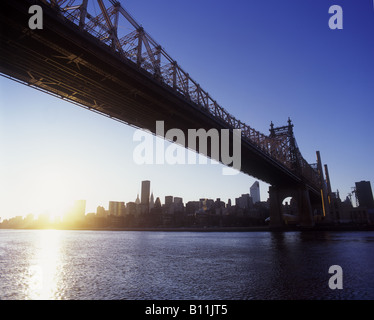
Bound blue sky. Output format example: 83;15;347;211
1;0;373;219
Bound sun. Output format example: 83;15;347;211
26;164;79;221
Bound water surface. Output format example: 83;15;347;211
0;229;373;299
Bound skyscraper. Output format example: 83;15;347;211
250;181;260;204
154;197;162;208
141;180;150;206
135;194;140;204
165;196;173;207
149;192;155;211
355;181;374;209
140;180;151;214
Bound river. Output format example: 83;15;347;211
0;229;373;300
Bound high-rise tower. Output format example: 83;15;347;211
141;180;150;205
141;180;151;213
250;181;260;204
355;181;374;209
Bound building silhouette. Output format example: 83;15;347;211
165;196;173;207
141;181;150;205
96;205;106;217
236;194;252;210
154;197;162;208
109;201;125;216
6;177;374;230
149;192;155;211
250;181;261;204
135;194;140;205
141;180;151;213
355;181;374;209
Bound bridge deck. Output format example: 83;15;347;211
1;0;317;191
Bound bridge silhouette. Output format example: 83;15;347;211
0;0;332;227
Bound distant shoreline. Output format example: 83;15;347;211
1;225;374;232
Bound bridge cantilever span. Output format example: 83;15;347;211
0;0;329;226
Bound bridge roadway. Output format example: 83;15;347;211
0;0;319;196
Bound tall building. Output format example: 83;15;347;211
250;181;261;204
174;197;183;205
355;181;374;209
227;199;232;207
109;201;125;216
126;202;137;216
199;198;214;210
186;201;200;215
235;194;252;209
109;201;116;216
141;180;151;206
174;197;184;213
165;196;173;207
149;192;155;211
154;197;162;208
135;194;140;204
96;205;106;217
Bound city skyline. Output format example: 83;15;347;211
0;178;272;229
2;177;373;229
1;177;265;221
2;177;373;224
91;179;265;215
1;0;374;220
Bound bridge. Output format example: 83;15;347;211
0;0;332;227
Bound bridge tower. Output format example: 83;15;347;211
268;119;317;228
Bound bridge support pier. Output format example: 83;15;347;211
269;186;284;227
269;185;315;228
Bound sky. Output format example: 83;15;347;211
0;0;373;220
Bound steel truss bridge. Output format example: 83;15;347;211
0;0;332;227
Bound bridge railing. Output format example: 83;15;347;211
43;0;320;187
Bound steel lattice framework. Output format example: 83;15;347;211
19;0;320;187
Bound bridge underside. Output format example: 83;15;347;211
0;0;310;189
1;1;323;228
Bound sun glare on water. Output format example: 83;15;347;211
25;230;64;299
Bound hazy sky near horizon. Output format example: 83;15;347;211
1;0;373;219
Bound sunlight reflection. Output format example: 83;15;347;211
26;230;63;300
